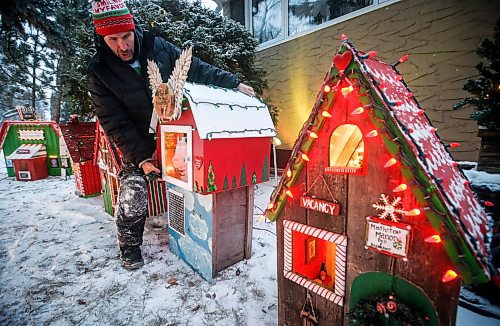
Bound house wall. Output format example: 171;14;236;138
160;107;272;194
256;0;500;161
167;184;214;281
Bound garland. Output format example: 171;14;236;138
348;294;426;325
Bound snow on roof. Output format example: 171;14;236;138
354;47;491;276
6;144;46;160
183;83;276;140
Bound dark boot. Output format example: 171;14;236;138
115;162;148;270
120;245;144;270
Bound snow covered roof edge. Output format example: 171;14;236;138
183;83;276;140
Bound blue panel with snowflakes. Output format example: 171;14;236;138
166;183;213;281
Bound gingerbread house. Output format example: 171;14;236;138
263;39;492;325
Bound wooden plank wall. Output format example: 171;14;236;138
277;171;308;326
213;186;251;275
279;111;461;324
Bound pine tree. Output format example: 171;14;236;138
231;176;237;188
207;161;217;192
240;164;248;186
454;19;500;129
0;0;61;39
222;175;229;190
251;172;257;184
131;0;268;94
52;0;94;123
129;0;278;123
0;25;55;116
0;0;91;122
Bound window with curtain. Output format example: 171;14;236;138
289;0;374;35
252;0;283;43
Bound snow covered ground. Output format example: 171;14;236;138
0;155;498;325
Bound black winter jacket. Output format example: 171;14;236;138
87;24;240;166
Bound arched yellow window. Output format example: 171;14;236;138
326;124;364;174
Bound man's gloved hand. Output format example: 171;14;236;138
237;83;255;97
145;171;161;181
141;161;161;181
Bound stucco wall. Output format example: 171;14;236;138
257;0;500;161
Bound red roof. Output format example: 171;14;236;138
354;46;491;275
60;121;97;162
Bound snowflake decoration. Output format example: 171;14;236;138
372;194;407;222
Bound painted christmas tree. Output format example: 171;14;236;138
207;161;217;192
240;164;248;186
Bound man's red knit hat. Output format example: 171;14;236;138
92;0;135;36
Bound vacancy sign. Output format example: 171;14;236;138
300;196;340;216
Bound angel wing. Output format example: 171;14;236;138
147;59;163;96
167;46;193;120
147;59;163;132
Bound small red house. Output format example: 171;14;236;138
156;83;275;194
150;75;276;281
6;143;48;181
60;119;101;197
264;40;492;325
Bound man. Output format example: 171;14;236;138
87;0;254;270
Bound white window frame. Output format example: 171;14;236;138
160;125;193;192
283;220;347;306
248;0;400;50
18;171;32;180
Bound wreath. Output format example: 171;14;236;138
348;294;427;325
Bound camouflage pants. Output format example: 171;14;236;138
115;162;148;247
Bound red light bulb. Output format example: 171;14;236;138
393;183;408;192
425;235;442;243
405;208;421;216
307;130;318;139
399;54;409;63
441;270;458;283
351;107;364;115
384;158;397;168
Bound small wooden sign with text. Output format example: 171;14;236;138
300;196;340;216
365;217;412;260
